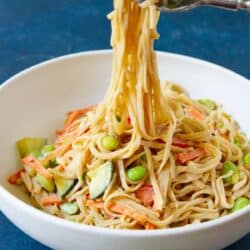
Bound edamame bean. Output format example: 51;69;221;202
101;135;119;151
126;165;147;181
232;197;250;213
222;161;239;184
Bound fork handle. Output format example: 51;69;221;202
201;0;250;10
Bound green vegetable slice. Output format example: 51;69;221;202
88;161;113;199
232;197;250;213
243;153;250;167
54;176;77;199
198;99;216;110
17;138;47;157
36;173;55;192
60;202;79;215
222;161;239;184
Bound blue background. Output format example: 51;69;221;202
0;0;249;249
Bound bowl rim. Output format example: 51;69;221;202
0;49;250;237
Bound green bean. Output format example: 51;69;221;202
232;197;250;213
222;161;239;184
101;135;119;151
126;165;147;181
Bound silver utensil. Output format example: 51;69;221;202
137;0;250;12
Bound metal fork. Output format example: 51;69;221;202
137;0;250;12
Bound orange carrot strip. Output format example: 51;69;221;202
57;105;96;136
64;111;81;128
67;105;97;117
176;148;206;164
86;200;104;209
172;137;189;148
22;155;53;179
41;195;62;206
109;203;148;224
187;106;204;120
8;168;24;184
85;200;156;229
145;222;156;230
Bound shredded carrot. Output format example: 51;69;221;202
67;105;97;117
41;136;75;166
85;200;156;229
176;148;206;164
145;222;156;230
22;155;53;179
109;203;148;224
8;168;24;184
86;200;104;209
57;105;96;136
172;137;189;148
187;106;204;120
41;195;62;206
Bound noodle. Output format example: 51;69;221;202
9;0;250;230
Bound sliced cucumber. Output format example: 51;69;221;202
36;173;55;192
54;176;77;199
88;161;113;199
17;138;47;157
60;202;79;215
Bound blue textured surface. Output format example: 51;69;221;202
0;0;249;249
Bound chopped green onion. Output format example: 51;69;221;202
126;165;147;181
232;197;250;213
101;135;119;151
222;161;239;184
198;99;216;110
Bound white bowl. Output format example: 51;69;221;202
0;50;250;250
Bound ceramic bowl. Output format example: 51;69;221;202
0;51;250;250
